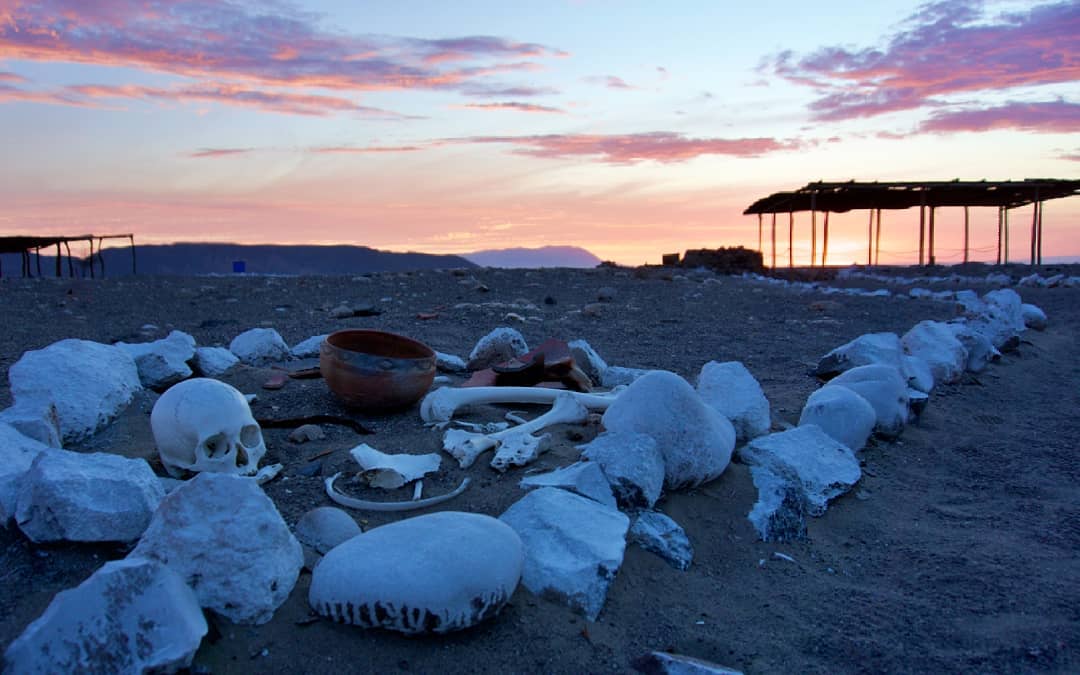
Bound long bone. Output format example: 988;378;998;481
442;392;590;469
420;385;623;424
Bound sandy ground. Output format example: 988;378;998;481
0;264;1077;674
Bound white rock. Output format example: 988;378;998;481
466;327;529;370
602;371;735;489
290;334;328;358
798;386;876;452
628;511;693;570
8;339;141;443
229;328;291;366
902;320;968;385
435;351;468;372
131;473;303;625
695;361;771;441
310;511;523;634
3;558;206;674
814;332;904;378
578;431;665;509
0;423;52;525
747;465;808;542
601;366;652;387
984;288;1026;332
294;506;362;555
16;451;164;543
500;487;629;621
1021;303;1048;330
193;346;239;377
632;651;745;675
901;354;935;394
568;339;608;385
520;462;617;508
739;425;861;516
0;401;61;448
947;321;1001;372
824;364;908;439
115;330;196;390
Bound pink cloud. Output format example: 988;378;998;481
0;81;101;107
0;1;564;94
310;145;425;154
462;101;566;114
585;75;636;90
1060;152;1080;161
456;132;800;164
918;100;1080;133
770;1;1080;121
459;84;560;98
188;147;253;158
0;70;25;82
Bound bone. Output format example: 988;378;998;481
420;386;622;424
412;481;424;500
349;443;441;489
254;463;283;485
325;474;471;512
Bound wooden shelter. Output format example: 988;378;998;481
0;234;136;278
744;179;1080;268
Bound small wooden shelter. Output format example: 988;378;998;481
0;234;136;278
744;179;1080;268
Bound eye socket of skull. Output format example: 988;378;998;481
240;424;263;448
203;432;229;458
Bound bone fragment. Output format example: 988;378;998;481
255;463;283;485
420;386;623;424
325;474;471;512
412;481;424;500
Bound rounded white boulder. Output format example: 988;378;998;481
799;386;876;452
824;364;909;439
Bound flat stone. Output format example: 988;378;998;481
8;339;141;443
467;327;529;370
799;385;876;452
500;487;629;621
229;328;291;367
290;334;328;358
578;431;665;510
0;423;52;525
115;330;196;390
824;364;908;439
3;558;206;674
131;473;303;625
628;511;693;570
16;450;164;543
520;461;617;508
310;512;523;634
901;320;968;386
0;401;62;448
193;346;239;377
603;371;735;489
696;361;771;441
739;425;861;517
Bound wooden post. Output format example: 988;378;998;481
1004;208;1010;264
875;209;882;265
770;212;777;270
55;243;62;276
97;237;106;278
1029;189;1040;266
867;210;874;265
1036;201;1043;266
822;211;830;267
788;211;794;268
918;203;926;266
927;206;936;265
35;247;42;276
810;192;818;268
758;213;763;253
963;206;970;265
88;238;95;279
996;206;1003;265
130;234;137;275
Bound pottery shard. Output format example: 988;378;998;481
602;371;735;489
310;511;523;634
115;330;196;390
3;557;207;675
16;450;165;543
500;487;629;621
578;431;665;510
467;327;529;370
695;360;771;442
229;328;291;366
131;473;303;625
8;339;141;444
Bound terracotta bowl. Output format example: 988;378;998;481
320;330;436;412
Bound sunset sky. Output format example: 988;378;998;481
1;0;1077;266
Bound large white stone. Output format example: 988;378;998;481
901;354;935;394
0;423;52;525
902;320;968;385
798;386;876;452
520;462;617;508
131;473;303;625
983;288;1026;333
115;330;196;390
747;465;808;542
824;364;908;439
578;431;665;509
8;339;141;443
947;321;1001;373
0;402;61;448
193;346;239;376
814;332;904;379
294;506;362;555
290;334;328;359
3;558;206;674
16;450;164;543
229;328;291;366
1021;303;1047;331
310;512;523;634
435;351;468;373
600;366;652;387
628;511;693;570
695;361;771;441
739;425;861;516
466;327;529;370
500;487;629;621
602;371;735;489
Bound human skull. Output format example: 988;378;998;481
151;378;266;478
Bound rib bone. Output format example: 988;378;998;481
420;385;623;424
325;474;470;512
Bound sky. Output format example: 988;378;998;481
0;0;1077;266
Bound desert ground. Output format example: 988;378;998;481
0;263;1077;674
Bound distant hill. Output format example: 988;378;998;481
1;243;476;277
464;246;602;268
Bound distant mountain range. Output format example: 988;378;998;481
463;246;602;268
0;242;603;277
